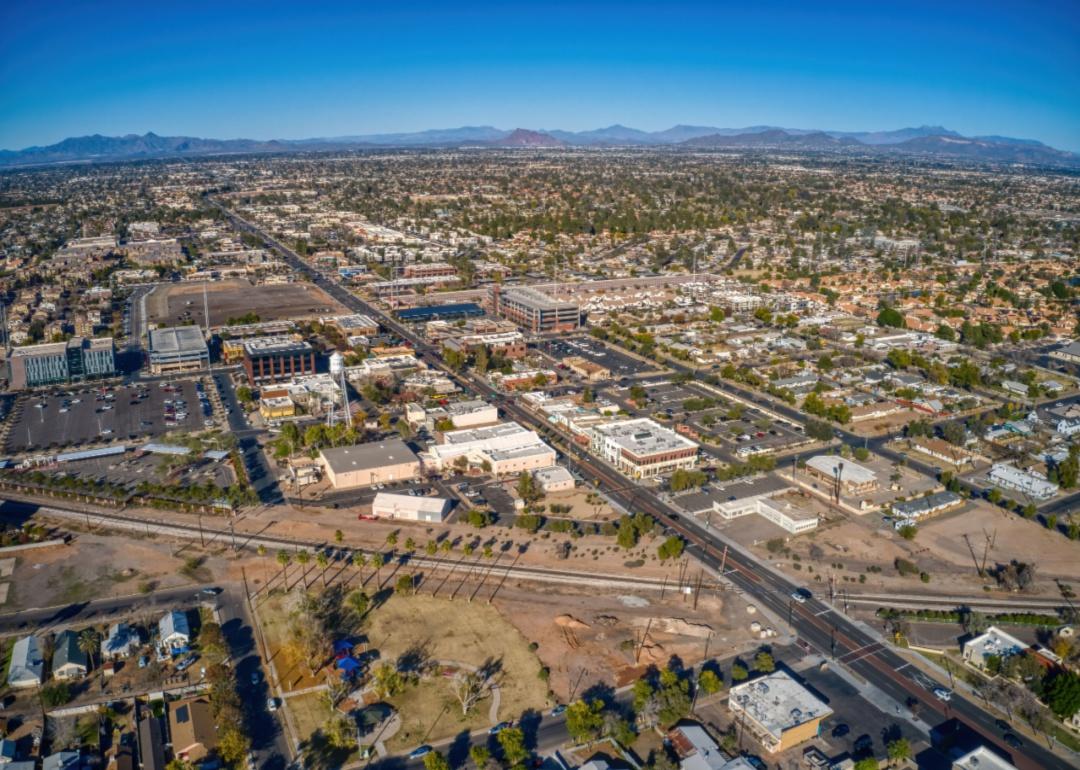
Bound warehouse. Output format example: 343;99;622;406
371;492;452;521
148;326;209;374
804;455;878;496
319;439;422;489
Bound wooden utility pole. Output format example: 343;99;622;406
962;533;983;576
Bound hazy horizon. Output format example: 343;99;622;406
2;0;1078;151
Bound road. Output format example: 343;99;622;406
210;199;1073;769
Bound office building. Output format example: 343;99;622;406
421;421;556;476
728;671;832;753
148;326;209;374
242;336;316;384
319;439;422;489
590;418;699;479
962;626;1028;671
804;456;878;496
488;285;581;333
7;336;115;389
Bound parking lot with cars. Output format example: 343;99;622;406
541;337;657;378
6;379;210;453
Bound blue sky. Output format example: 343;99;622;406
1;1;1078;150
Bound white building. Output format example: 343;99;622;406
101;622;140;660
421;422;556;476
804;455;878;495
728;670;832;753
962;626;1028;671
713;491;818;534
158;611;191;656
371;493;452;522
534;465;575;494
589;418;699;479
952;746;1016;770
7;636;44;689
988;463;1058;501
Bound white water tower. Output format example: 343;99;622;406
328;351;352;427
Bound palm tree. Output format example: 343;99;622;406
352;552;367;584
276;549;291;590
371;553;385;589
334;529;344;545
316;552;330;587
78;628;100;671
295;550;311;589
385;531;398;547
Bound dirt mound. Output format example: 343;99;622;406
555;614;591;629
632;617;713;638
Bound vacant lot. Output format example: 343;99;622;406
146;279;347;327
254;591;325;692
365;594;550;747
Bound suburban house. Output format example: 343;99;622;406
168;697;219;763
101;622;140;660
52;630;89;680
668;723;758;770
7;636;44;689
157;611;191;657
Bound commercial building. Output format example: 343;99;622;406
534;465;575;494
728;671;833;753
563;356;611;382
371;492;452;522
988;463;1058;501
952;747;1015;770
7;636;44;689
7;336;116;389
962;626;1028;671
590;418;699;479
403;262;458;279
420;399;500;431
324;314;380;336
242;336;317;384
712;479;818;534
259;396;296;421
396;303;484;323
488;285;581;333
319;439;422;489
422;422;556;476
804;456;878;496
147;326;209;374
443;330;527;360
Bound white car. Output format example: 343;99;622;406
933;687;952;702
790;591;807;604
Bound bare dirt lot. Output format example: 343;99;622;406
145;279;347;327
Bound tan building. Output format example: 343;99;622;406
168;697;218;763
320;439;422;489
564;356;611;382
729;671;832;753
259;396;296;421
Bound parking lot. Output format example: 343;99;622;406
55;449;236;491
542;337;657;379
6;379;211;453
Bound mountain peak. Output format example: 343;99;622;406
492;129;566;148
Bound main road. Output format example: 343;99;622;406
209;198;1071;769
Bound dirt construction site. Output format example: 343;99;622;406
145;279;348;327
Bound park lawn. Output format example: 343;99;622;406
365;593;550;745
253;592;323;692
386;681;492;752
285;690;333;746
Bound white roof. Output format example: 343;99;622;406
806;455;877;485
591;418;698;456
7;636;44;687
963;626;1027;662
952;746;1016;770
729;670;833;740
372;493;451;519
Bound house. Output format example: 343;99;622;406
988;463;1058;501
667;723;758;770
168;697;219;763
7;636;44;689
137;716;166;770
41;752;80;770
101;622;140;660
157;611;191;657
52;630;89;680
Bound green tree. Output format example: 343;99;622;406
423;751;452;770
470;745;491;770
657;535;684;561
235;386;254;405
497;727;529;767
754;651;775;673
1045;671;1080;719
886;738;911;765
697;669;722;695
876;307;906;328
731;663;749;682
372;663;405;699
565;699;605;745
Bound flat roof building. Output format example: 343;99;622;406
320;439;421;489
148;326;209;374
8;336;115;390
988;463;1057;501
590;418;699;479
804;455;878;496
488;285;581;333
891;490;963;524
422;421;556;476
242;335;316;384
728;670;833;754
371;492;452;522
962;626;1028;671
396;303;484;323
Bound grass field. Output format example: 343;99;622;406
365;594;551;749
254;592;324;692
286;690;333;746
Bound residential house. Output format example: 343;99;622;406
52;630;89;680
101;623;140;660
167;697;219;763
7;636;44;689
157;611;191;657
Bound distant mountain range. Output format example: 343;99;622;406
2;124;1076;168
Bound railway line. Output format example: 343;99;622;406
205;199;1074;770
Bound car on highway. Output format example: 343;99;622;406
408;746;432;759
790;589;809;603
933;687;952;702
995;719;1010;731
1003;733;1022;749
489;721;512;735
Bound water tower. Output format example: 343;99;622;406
328;351;352;427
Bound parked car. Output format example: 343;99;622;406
408;746;432;759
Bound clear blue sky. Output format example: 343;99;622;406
2;0;1078;151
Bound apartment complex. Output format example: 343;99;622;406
7;336;115;389
590;418;699;479
242;336;317;384
488;285;581;333
148;326;210;374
